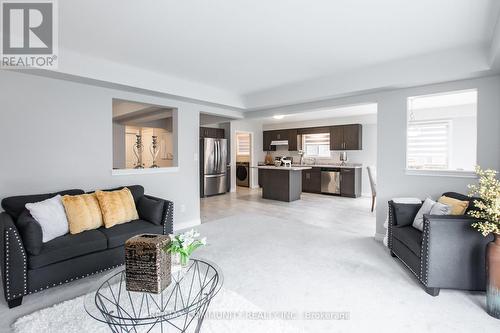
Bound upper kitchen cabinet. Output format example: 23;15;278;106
200;127;225;139
263;131;276;151
329;124;362;150
263;130;290;151
288;129;298;151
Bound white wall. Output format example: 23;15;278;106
262;114;377;196
0;71;241;229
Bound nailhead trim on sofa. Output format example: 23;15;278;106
388;201;428;286
5;227;27;300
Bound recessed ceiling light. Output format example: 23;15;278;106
273;115;285;120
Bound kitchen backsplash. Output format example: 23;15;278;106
264;146;355;164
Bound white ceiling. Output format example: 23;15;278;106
261;103;377;125
46;1;500;109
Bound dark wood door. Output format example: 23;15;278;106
302;167;321;193
340;168;355;197
288;129;298;151
343;124;362;150
330;126;344;150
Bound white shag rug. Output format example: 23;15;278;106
12;288;299;333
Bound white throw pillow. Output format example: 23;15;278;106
429;201;452;216
25;195;69;242
412;198;435;231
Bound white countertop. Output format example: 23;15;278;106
291;164;363;169
252;165;312;171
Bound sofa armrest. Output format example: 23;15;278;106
421;214;492;290
143;195;173;235
0;212;27;302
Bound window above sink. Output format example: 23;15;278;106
302;133;330;157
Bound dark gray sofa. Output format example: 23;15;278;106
388;192;492;296
0;185;173;308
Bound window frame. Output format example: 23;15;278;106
236;133;250;156
302;133;331;158
405;89;477;178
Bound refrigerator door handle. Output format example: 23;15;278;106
215;141;218;172
217;140;221;172
205;173;225;178
214;141;218;172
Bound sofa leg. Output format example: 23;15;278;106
8;297;23;308
390;251;396;257
424;287;440;297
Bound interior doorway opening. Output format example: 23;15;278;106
235;132;252;189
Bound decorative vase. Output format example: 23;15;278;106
171;253;190;274
133;134;144;169
486;233;500;319
150;135;160;168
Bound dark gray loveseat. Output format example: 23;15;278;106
0;185;173;308
388;192;492;296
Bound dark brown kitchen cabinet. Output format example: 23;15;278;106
330;126;344;150
263;131;276;151
302;167;321;193
288;129;298;151
200;127;225;139
273;130;289;141
329;124;362;150
340;168;361;198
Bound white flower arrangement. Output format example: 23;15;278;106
164;229;207;266
468;166;500;236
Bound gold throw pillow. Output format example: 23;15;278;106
62;193;103;234
438;196;469;215
95;188;139;228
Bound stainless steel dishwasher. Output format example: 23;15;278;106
321;168;341;194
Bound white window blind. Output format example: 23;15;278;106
302;133;330;157
236;134;250;156
407;120;450;170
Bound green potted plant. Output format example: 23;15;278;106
164;229;206;268
468;166;500;319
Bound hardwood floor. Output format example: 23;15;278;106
201;187;375;235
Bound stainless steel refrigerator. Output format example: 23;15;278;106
200;138;228;197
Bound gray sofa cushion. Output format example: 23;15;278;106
393;203;422;227
28;230;107;269
16;210;43;256
392;226;422;257
98;219;163;249
137;196;164;225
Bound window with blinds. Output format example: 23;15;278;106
236;134;250;156
302;133;330;157
407;121;450;170
406;89;477;172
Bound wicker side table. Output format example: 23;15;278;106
125;234;171;293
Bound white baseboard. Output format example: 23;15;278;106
374;232;385;242
174;218;201;231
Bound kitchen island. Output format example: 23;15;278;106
253;166;312;202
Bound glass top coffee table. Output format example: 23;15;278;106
84;258;223;333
